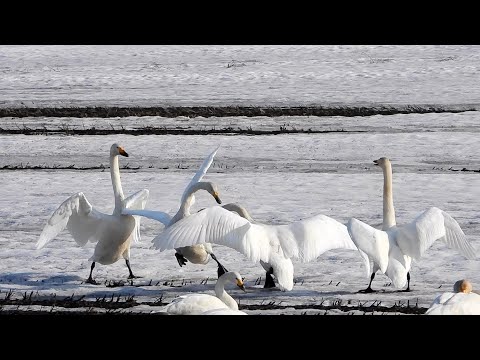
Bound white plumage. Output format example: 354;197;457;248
426;279;480;315
347;157;476;292
161;271;246;315
152;203;357;291
123;146;228;275
36;143;149;283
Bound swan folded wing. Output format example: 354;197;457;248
123;189;150;243
347;218;389;274
36;192;108;249
152;206;271;263
283;214;357;263
395;207;476;260
180;146;220;207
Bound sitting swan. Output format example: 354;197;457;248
152;202;358;291
36;143;149;284
347;157;476;293
425;279;480;315
161;271;246;315
123;146;229;277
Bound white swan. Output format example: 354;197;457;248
347;157;476;293
425;279;480;315
152;202;358;291
36;143;149;284
123;146;229;277
161;271;246;315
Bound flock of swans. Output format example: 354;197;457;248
35;143;479;315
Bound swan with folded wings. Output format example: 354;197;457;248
36;143;149;284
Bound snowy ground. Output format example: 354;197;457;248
0;45;479;315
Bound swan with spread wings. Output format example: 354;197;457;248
36;143;149;284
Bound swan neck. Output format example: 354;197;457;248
179;182;206;215
110;154;125;212
382;162;396;230
215;276;238;310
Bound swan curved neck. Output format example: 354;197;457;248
110;154;125;213
381;162;396;230
173;182;209;222
222;203;254;222
215;276;238;310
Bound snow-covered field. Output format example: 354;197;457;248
0;45;479;315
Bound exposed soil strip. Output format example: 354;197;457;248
0;105;475;118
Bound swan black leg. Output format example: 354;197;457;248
401;272;411;292
126;259;141;279
85;262;98;284
210;253;228;278
175;252;188;267
358;272;376;293
264;267;276;288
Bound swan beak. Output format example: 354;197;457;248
119;147;129;157
236;279;246;292
373;159;379;166
213;192;222;204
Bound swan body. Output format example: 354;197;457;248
425;279;480;315
162;271;246;315
123;146;228;275
152;203;357;291
36;143;149;283
347;157;476;292
200;308;247;315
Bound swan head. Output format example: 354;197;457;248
221;271;246;292
111;143;129;157
204;182;222;204
453;279;473;293
373;157;390;168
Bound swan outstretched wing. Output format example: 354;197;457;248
122;209;172;226
395;207;476;260
347;218;389;274
37;192;109;249
152;206;271;263
280;214;357;262
180;146;220;207
123;189;150;243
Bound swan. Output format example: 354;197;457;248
347;157;476;293
36;143;149;284
160;271;246;315
151;202;358;291
122;146;229;277
200;308;248;315
425;279;480;315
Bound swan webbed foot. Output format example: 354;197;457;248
400;287;411;292
85;277;98;285
264;268;276;289
175;253;188;267
358;287;376;293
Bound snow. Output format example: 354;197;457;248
0;45;479;315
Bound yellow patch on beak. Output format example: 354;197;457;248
214;192;222;204
118;147;129;157
236;279;244;287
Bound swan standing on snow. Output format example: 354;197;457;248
347;157;476;293
36;143;149;284
425;279;480;315
161;271;246;315
152;202;358;291
123;146;229;277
